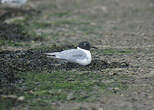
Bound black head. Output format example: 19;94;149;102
78;41;91;50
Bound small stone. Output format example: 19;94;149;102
18;96;24;101
67;93;75;100
98;108;104;110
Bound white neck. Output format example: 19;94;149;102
77;47;92;65
77;47;89;52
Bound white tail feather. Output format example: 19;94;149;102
44;52;57;56
44;52;60;58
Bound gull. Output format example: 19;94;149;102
0;0;27;7
45;41;92;66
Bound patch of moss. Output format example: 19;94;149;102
0;40;5;46
96;48;133;55
49;11;71;17
75;107;88;110
51;19;90;26
15;71;130;107
0;99;12;110
11;16;51;41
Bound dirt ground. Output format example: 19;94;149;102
0;0;154;110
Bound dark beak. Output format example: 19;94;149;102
91;46;98;49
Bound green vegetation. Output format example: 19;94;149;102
96;48;133;55
75;107;88;110
0;99;13;110
5;71;130;109
49;11;71;17
7;41;31;47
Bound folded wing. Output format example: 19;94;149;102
46;49;86;63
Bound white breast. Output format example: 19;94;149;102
76;47;92;65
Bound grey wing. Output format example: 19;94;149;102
58;49;86;62
1;0;17;3
10;0;21;3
